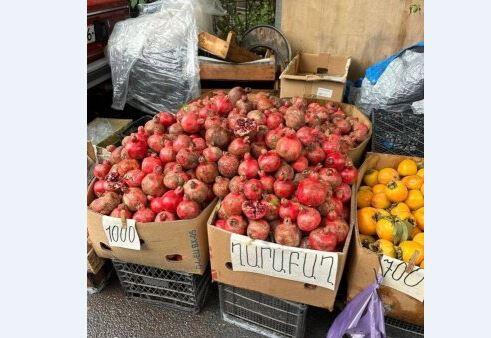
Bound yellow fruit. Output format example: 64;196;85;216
394;211;416;227
417;168;424;179
371;192;391;209
359;185;372;192
378;168;399;185
397;241;424;265
402;175;423;190
390;202;410;215
372;184;386;194
397;159;418;176
357;207;378;236
385;181;409;202
410;226;422;239
357;190;373;208
413;232;424;246
420;183;424;195
376;209;391;218
376;217;398;242
420;260;424;268
363;169;379;187
405;189;424;210
370;239;396;258
413;207;424;230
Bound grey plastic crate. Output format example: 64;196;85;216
113;260;211;313
385;316;424;338
219;284;308;338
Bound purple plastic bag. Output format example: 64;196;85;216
327;275;386;338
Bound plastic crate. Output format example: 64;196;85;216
371;109;424;157
113;260;211;313
219;284;308;338
385;316;424;338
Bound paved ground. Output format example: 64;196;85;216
88;274;335;337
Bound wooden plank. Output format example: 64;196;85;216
280;0;424;80
199;58;276;81
198;31;261;63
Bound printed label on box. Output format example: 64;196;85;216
230;234;338;290
102;216;141;250
316;87;333;98
379;255;424;302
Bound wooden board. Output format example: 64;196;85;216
198;31;261;63
199;57;276;81
279;0;424;79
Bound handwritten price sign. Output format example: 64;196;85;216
230;234;338;290
379;255;424;302
102;216;141;250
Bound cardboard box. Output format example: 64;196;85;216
280;53;351;102
347;152;424;325
207;202;353;310
87;179;217;275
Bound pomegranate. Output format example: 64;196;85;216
93;180;106;197
274;218;301;247
215;219;227;229
180;111;203;133
258;150;281;173
258;171;275;193
308;227;338;251
147;132;166;152
242;200;268;220
247;220;270;240
262;194;280;221
334;118;351;134
229;175;246;193
233;117;258;137
306;145;326;165
296;126;317;145
212;176;230;198
155;210;176;222
256;96;274;111
159;141;176;163
221;215;248;235
276;131;302;162
265;126;285;149
123;187;147;211
122;169;145;188
278;199;300;221
292;156;309;173
160;187;184;213
247;110;266;125
204;115;222;129
176;198;201;219
217;153;240;178
172;134;192;153
205;125;230;148
238;153;259;178
202;146;223;162
141;172;166;196
144;116;165;135
150;196;166;214
110;204;133;219
297;207;322;232
89;192;121;215
176;148;200;169
124;127;148;160
325;151;346;172
284;106;305;130
221;192;245;217
318;167;342;188
275;163;295;181
325;219;350;244
243;179;263;201
334;183;351;203
318;197;343;220
168;122;184;135
322;134;342;153
112;158;140;176
93;160;112;180
228;87;248;105
141;154;163;174
183;179;210;203
296;174;328;207
192;137;207;151
236;95;254;112
133;208;156;223
266;110;284;130
351;122;369;142
273;179;295;199
228;137;250;157
195;160;219;184
157;111;176;126
340;166;358;185
251;142;267;159
109;146;123;164
163;170;187;189
212;95;233;115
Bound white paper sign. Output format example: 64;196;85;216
316;87;333;98
102;216;141;250
379;255;424;302
230;234;338;290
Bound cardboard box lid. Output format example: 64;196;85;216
280;53;351;83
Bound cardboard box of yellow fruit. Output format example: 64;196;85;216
347;152;424;326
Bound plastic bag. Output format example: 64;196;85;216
108;0;203;114
327;276;386;338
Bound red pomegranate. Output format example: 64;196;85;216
297;207;322;232
247;220;270;240
274;218;301;247
308;227;337;251
295;174;328;207
238;153;259;178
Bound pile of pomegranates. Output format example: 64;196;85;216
89;87;368;240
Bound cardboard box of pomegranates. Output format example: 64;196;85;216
207;202;353;310
347;152;424;326
87;179;217;275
